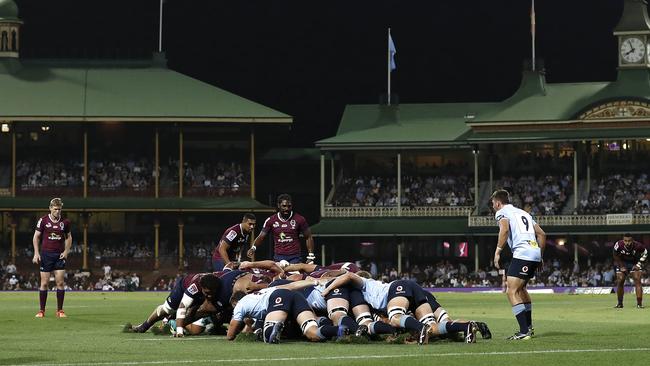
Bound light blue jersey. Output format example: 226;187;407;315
495;204;541;262
361;278;390;311
305;284;327;311
232;287;277;321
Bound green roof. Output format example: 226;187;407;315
0;57;292;123
0;196;275;212
0;0;18;21
316;69;650;149
316;103;495;149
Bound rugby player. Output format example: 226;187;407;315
212;213;256;271
32;198;72;318
613;233;647;308
322;272;479;345
227;283;346;343
129;273;221;336
492;189;546;340
247;194;315;264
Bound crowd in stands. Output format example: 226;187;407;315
495;175;572;216
377;258;650;288
183;160;250;196
578;173;650;215
0;260;141;291
88;158;153;191
15;156;250;196
16;159;83;189
330;174;474;207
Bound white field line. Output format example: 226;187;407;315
3;347;649;366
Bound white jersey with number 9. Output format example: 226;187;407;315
494;204;541;262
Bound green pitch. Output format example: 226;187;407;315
0;291;647;366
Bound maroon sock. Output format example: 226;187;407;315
39;290;48;311
56;289;65;311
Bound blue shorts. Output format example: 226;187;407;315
348;288;368;308
507;258;539;281
274;254;302;264
40;251;65;272
267;289;312;316
165;278;185;310
387;280;428;311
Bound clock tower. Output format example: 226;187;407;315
614;0;650;68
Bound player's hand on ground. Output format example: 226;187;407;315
173;329;185;338
32;253;41;264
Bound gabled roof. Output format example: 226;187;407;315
316;69;650;149
0;57;292;123
316;102;497;149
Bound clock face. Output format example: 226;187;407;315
620;37;645;63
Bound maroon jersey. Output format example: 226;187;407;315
243;268;275;284
324;262;359;272
310;262;360;279
181;273;206;299
213;224;250;261
261;212;310;256
613;240;647;262
36;215;71;253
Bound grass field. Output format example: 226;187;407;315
0;291;648;366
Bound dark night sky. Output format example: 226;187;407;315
14;0;630;147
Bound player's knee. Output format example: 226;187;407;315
156;303;172;317
300;319;319;341
355;312;373;325
387;307;406;326
328;306;348;323
418;313;436;326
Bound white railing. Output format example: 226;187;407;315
468;214;650;227
323;206;474;218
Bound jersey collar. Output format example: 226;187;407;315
277;211;293;222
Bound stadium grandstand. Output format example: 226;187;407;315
0;0;295;287
310;0;650;286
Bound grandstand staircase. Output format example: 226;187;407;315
561;179;588;215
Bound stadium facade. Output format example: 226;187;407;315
0;0;292;271
312;0;650;272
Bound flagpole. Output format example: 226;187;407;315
158;0;164;53
387;28;392;106
531;0;536;71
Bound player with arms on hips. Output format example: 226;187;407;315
491;189;546;340
247;194;315;264
212;213;256;271
33;198;72;318
613;233;647;309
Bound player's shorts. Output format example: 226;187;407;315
39;251;66;272
166;277;186;310
507;258;539;281
348;288;368;308
323;284;349;302
421;290;441;312
615;261;638;273
267;289;312;316
273;254;302;264
387;280;428;310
